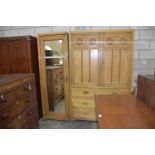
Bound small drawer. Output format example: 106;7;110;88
71;97;95;108
72;107;97;121
71;88;95;97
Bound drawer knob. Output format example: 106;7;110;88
0;94;7;104
83;91;89;94
0;112;9;119
98;114;102;118
18;115;21;119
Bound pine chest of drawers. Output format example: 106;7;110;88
0;74;39;129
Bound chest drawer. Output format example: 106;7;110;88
71;97;95;108
72;107;97;121
7;104;38;129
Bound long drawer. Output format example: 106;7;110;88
72;107;96;121
71;88;130;97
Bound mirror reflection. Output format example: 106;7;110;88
45;40;65;113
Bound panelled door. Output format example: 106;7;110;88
102;32;133;88
70;32;101;87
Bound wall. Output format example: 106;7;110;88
0;26;155;91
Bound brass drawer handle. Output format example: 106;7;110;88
83;91;89;94
83;102;88;105
83;112;88;115
112;92;118;95
0;94;7;104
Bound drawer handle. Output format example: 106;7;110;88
83;112;88;115
18;115;21;119
0;112;9;119
24;83;32;91
112;92;118;95
83;91;89;94
83;102;88;105
25;99;31;103
0;94;7;104
27;111;34;116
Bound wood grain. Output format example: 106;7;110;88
96;95;155;129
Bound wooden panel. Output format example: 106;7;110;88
72;50;82;85
103;50;112;84
120;50;130;85
0;40;11;74
9;40;30;73
82;50;89;83
112;50;120;84
90;49;99;85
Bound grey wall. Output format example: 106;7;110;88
0;26;155;90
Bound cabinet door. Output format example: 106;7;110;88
70;33;101;87
102;32;133;88
9;39;31;73
0;40;11;74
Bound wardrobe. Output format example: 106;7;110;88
69;30;134;120
0;36;42;118
38;30;134;121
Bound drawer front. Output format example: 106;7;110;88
72;107;97;121
0;89;16;110
71;97;95;108
71;88;130;97
7;104;38;129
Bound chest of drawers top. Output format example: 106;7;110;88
0;74;35;87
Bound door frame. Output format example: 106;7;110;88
37;32;70;120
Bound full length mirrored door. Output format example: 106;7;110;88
38;33;69;120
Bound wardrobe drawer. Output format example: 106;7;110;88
71;88;95;97
72;107;96;121
71;88;130;97
71;97;95;108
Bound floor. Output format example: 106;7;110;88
54;99;65;113
39;118;98;129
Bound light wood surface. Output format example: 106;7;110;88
95;95;155;129
69;30;134;120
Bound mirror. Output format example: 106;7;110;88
38;33;69;120
44;40;65;113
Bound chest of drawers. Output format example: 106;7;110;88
137;75;155;110
0;74;39;129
